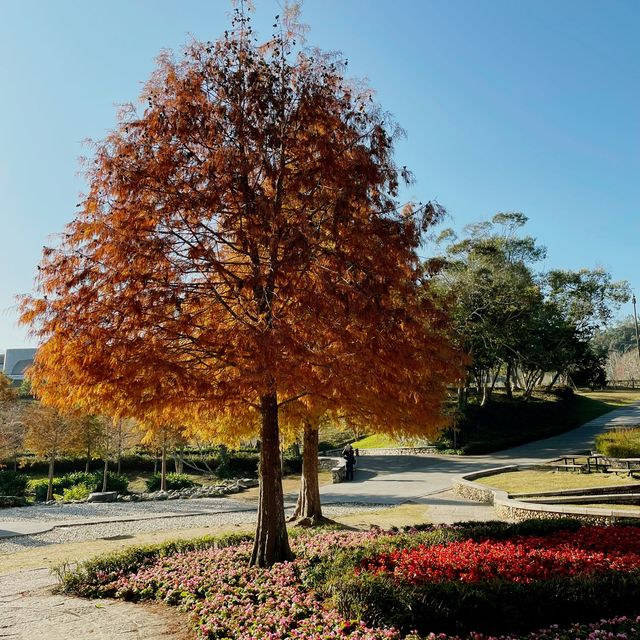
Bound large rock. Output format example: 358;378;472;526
87;491;118;503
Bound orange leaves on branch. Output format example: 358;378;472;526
20;5;463;563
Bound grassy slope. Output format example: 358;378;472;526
457;389;640;455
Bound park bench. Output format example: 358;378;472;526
547;456;584;472
586;454;640;476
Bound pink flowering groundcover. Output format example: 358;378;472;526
58;523;640;639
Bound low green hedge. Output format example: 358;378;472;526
145;473;199;492
30;471;129;501
0;470;29;497
330;570;640;636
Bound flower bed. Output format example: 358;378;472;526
362;526;640;584
59;522;640;639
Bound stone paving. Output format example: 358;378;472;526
0;568;190;640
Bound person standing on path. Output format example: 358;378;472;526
342;444;356;481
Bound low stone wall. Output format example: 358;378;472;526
323;446;437;457
356;446;438;456
494;499;628;525
451;466;520;505
318;457;346;483
454;465;640;523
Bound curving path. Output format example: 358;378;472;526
319;401;640;522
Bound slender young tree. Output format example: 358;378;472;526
21;6;459;565
23;404;74;501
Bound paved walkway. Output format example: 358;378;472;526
319;401;640;518
0;568;190;640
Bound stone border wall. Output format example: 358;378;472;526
318;456;346;483
323;446;437;457
453;465;640;524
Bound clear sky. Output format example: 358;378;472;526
1;0;638;348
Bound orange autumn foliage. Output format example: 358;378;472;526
20;7;461;565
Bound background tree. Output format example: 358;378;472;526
0;376;24;471
23;404;74;501
138;423;188;492
434;213;545;405
435;214;629;405
68;414;105;473
21;6;459;565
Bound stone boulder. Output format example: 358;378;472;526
87;491;118;503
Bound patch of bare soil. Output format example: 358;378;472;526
0;568;193;640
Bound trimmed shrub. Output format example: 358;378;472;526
61;471;98;490
30;477;65;502
145;473;198;492
550;385;575;400
30;471;129;501
595;427;640;458
0;470;29;497
99;471;129;494
62;483;93;501
330;570;640;636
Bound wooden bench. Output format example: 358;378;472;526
588;455;640;476
547;457;585;472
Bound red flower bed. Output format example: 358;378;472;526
362;526;640;584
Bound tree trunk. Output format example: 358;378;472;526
47;457;55;502
290;419;323;524
480;372;489;406
85;443;91;473
457;385;466;409
154;450;159;475
505;361;513;400
117;454;122;475
250;392;293;567
102;458;108;492
161;444;167;491
546;371;562;393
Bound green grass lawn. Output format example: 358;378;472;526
477;469;640;494
351;433;399;449
351;433;432;449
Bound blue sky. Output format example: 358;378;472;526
1;0;638;348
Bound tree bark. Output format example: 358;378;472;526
85;443;91;473
161;444;167;491
505;361;513;400
290;418;324;524
546;371;562;393
47;457;55;502
250;392;293;567
102;458;109;492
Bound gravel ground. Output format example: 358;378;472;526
0;497;253;522
0;500;391;554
